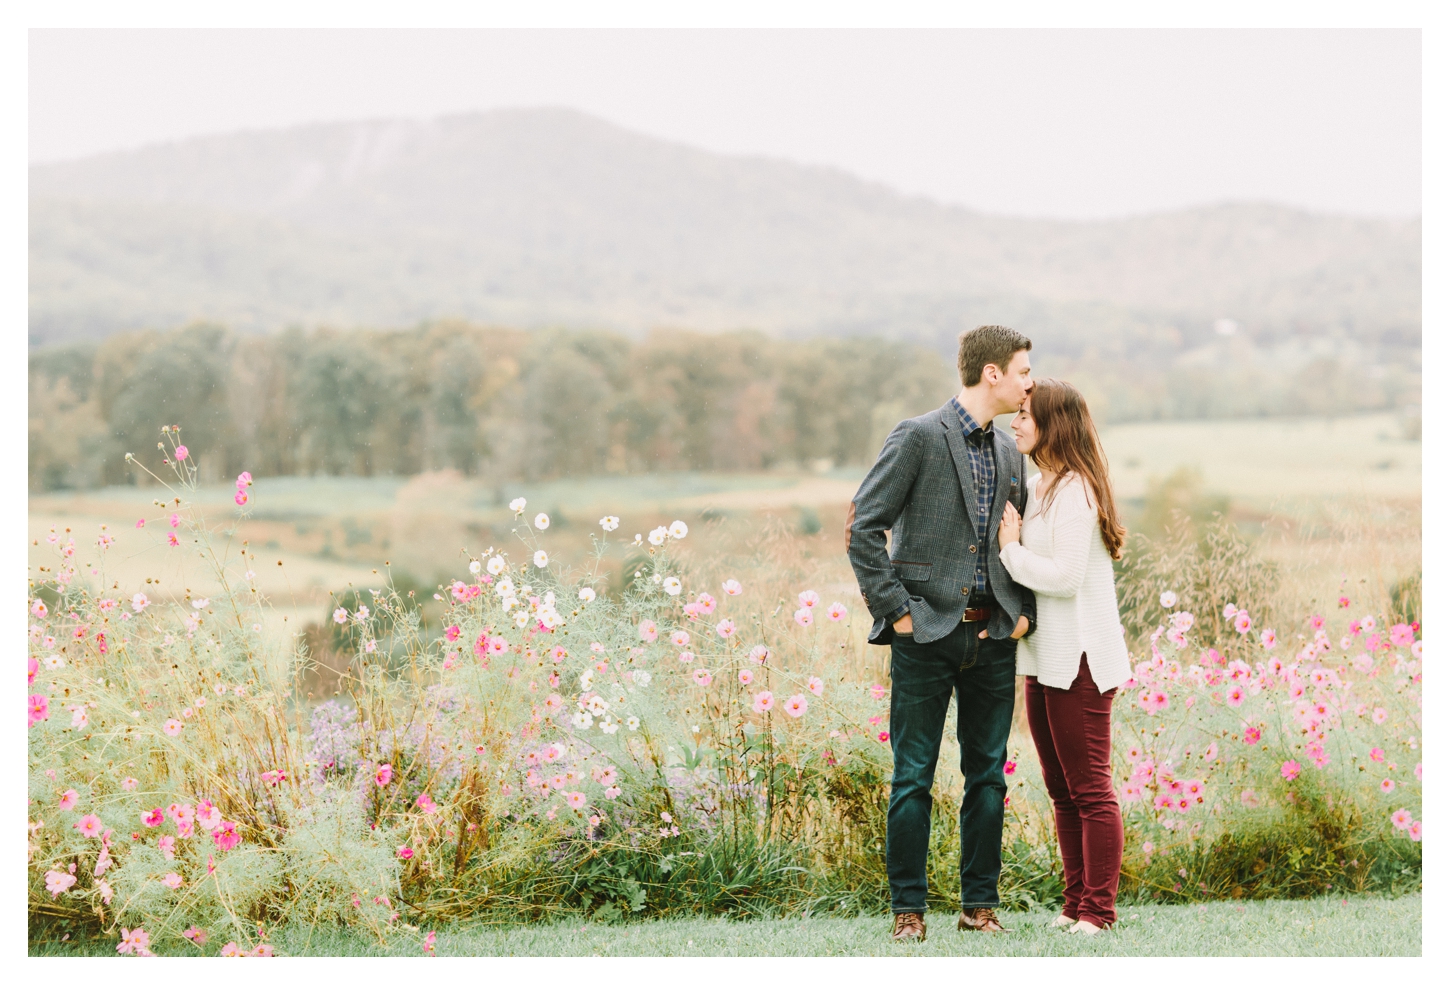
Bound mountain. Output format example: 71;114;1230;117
28;108;1420;358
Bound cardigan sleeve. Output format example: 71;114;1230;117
999;479;1096;599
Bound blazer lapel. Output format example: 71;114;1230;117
939;402;981;519
988;424;1021;529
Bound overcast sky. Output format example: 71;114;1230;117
29;28;1420;220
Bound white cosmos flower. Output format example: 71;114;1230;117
662;577;682;596
534;513;550;530
579;587;597;603
469;560;482;575
539;608;563;630
600;516;620;532
587;695;610;715
579;670;595;691
487;556;507;576
599;720;620;735
626;716;640;731
572;711;594;730
533;550;549;568
513;611;530;628
633;670;652;688
496;577;515;597
669;521;688;539
503;596;519;611
510;498;527;512
192;598;210;609
1160;591;1178;608
44;654;65;669
648;527;668;546
651;573;662;584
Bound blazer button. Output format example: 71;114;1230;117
969;544;978;554
961;587;969;596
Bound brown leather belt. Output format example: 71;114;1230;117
962;607;992;623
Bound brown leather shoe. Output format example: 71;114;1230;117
958;907;1012;932
891;912;927;942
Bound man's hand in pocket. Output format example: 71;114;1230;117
978;615;1030;640
893;613;913;635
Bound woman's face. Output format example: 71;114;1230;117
1011;393;1038;456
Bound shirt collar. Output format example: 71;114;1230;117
950;397;992;439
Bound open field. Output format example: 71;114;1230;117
29;412;1420;622
29;895;1420;957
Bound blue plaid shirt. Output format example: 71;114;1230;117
889;398;997;625
950;397;997;594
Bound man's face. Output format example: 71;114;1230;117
991;349;1033;415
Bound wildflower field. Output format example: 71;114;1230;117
28;431;1421;957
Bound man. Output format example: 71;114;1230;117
845;324;1037;942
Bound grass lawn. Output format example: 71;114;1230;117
31;894;1420;957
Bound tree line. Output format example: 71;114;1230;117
28;323;956;491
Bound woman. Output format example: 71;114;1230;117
996;378;1131;936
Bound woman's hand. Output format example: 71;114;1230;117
998;500;1022;547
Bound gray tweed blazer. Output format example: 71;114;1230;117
846;399;1036;645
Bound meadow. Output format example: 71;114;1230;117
26;413;1421;956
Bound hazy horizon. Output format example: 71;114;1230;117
29;29;1421;222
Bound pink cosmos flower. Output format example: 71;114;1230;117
46;870;77;897
58;789;79;811
235;490;249;506
445;625;461;642
158;835;176;859
167;533;180;547
827;602;848;622
783;694;808;718
220;941;243;957
213;820;241;851
748;645;770;665
1415;762;1422;781
1391;809;1413;830
121;776;139;792
871;684;886;700
878;731;890;743
678;650;696;664
28;693;50;726
1280;760;1301;781
142;808;164;827
565;790;587;810
1372;707;1389;724
117;926;151;955
236;471;253;488
1120;784;1142;802
174;445;188;461
488;636;509;656
1226;685;1245;707
1003;760;1017;776
424;930;437;955
1204;742;1219;762
1241;789;1261;808
798;590;821;609
397;845;415;859
696;592;717;614
75;814;104;837
162;872;183;889
544;693;565;714
753;691;775;713
1338;596;1350;608
638;620;658;643
183;926;208;946
715;618;736;639
31;599;48;619
1309;614;1325;631
738;668;755;686
132;592;150;613
195;800;220;831
1409;820;1422;842
1260;629;1277;649
136;518;145;528
27;656;38;685
1233;611;1253;635
794;608;814;627
375;763;393;786
671;630;691;647
1380;779;1396;793
808;676;825;697
605;785;622;800
722;579;743;596
1243;726;1261;745
416;793;438;814
163;718;184;737
693;669;713;687
1369;747;1385;762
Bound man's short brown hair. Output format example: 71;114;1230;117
957;325;1032;387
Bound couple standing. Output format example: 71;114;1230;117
846;325;1133;941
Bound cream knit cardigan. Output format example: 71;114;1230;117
1000;473;1131;693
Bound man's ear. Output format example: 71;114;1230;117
981;362;1001;385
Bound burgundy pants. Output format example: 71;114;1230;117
1024;654;1122;928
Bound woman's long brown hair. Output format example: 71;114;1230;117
1023;378;1127;560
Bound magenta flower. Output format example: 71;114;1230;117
445;625;461;642
174;445;188;461
27;657;38;686
877;730;890;743
1243;726;1261;745
1003;760;1017;776
397;845;415;859
375;763;393;787
212;820;241;851
1280;760;1301;781
74;813;104;837
142;808;163;827
28;693;49;727
234;490;249;506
